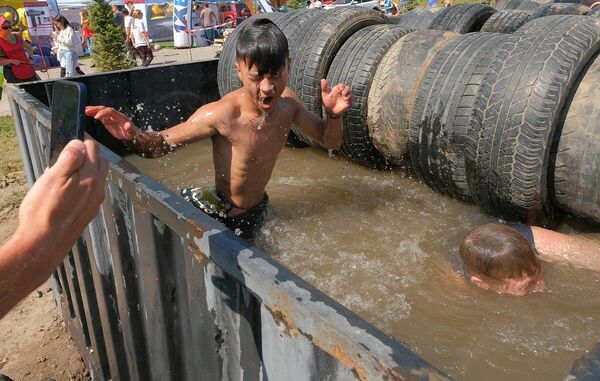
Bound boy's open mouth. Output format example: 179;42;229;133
261;96;273;105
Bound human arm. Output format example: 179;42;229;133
85;102;222;158
0;139;108;319
532;227;600;271
291;79;351;149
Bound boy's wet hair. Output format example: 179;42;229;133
459;223;541;281
236;18;289;76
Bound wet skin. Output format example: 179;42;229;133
86;59;352;216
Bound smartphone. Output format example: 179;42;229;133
49;81;87;166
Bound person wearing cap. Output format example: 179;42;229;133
110;0;126;29
0;15;38;96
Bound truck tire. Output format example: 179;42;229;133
217;12;284;97
516;0;546;10
529;2;591;17
550;54;600;223
428;4;497;33
287;8;387;147
368;30;458;165
553;0;600;7
467;15;600;225
409;33;515;200
590;6;600;15
394;8;440;29
480;10;532;33
325;24;413;169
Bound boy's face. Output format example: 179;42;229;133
236;58;290;112
470;268;545;296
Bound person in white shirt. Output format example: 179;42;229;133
123;8;138;64
308;0;323;9
130;10;152;67
53;15;83;77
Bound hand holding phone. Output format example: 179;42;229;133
49;81;87;166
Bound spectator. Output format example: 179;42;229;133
0;139;108;319
123;8;138;65
200;3;218;43
0;15;38;97
308;0;323;9
111;1;125;29
382;0;396;14
459;223;600;296
131;10;153;67
444;0;453;7
79;9;94;56
53;15;84;77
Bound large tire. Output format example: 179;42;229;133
409;33;516;200
495;0;539;10
217;12;284;97
367;30;458;165
428;4;497;33
516;0;548;10
287;8;387;147
325;24;413;169
480;10;532;33
590;6;600;15
529;2;591;17
394;8;440;29
467;16;600;225
553;0;600;8
550;54;600;223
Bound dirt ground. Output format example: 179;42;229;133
0;116;89;381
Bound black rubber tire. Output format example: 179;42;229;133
553;0;600;8
217;12;284;97
394;8;440;29
287;8;387;147
368;30;458;165
550;54;600;223
529;2;591;17
590;6;600;15
428;4;497;33
467;15;600;225
409;33;516;200
324;24;414;169
480;10;532;33
495;0;533;10
516;0;548;10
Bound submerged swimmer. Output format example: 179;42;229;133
459;223;600;296
86;18;351;239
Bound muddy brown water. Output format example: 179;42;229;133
128;139;600;381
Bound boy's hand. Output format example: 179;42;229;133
321;79;352;118
86;105;138;141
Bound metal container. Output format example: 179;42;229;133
5;60;450;380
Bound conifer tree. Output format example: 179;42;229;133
89;0;134;71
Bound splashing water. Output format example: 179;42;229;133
256;111;267;131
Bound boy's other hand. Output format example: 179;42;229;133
86;105;138;141
321;79;352;118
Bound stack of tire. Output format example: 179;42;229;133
218;10;600;226
408;15;600;226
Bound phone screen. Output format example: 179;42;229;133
49;81;87;166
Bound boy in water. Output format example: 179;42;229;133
459;223;600;296
85;18;352;238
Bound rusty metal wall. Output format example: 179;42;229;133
5;61;451;381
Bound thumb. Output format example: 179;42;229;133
50;140;86;178
321;79;329;94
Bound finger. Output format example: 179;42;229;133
49;139;86;177
85;105;106;117
321;79;329;94
84;138;100;171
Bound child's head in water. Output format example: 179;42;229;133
459;223;544;296
235;18;290;112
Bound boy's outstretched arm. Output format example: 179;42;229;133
532;227;600;271
291;79;352;150
86;101;224;158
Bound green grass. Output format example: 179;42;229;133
0;116;24;176
0;71;4;87
156;41;175;49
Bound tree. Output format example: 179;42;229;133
89;0;134;71
285;0;307;10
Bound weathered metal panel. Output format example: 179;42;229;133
5;61;470;381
